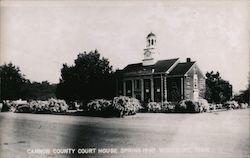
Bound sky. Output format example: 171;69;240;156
0;0;249;93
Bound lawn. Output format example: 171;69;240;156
0;109;249;158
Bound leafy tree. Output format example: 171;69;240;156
0;63;26;100
56;50;115;104
20;80;57;100
205;71;232;103
0;63;57;101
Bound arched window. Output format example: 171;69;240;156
151;39;154;45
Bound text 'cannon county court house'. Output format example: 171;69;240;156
116;32;206;103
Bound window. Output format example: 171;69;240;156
193;74;198;89
134;79;141;89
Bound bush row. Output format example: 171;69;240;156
3;99;68;113
144;100;207;113
210;101;249;110
2;96;142;117
2;97;248;115
144;99;248;113
145;102;176;113
86;96;142;117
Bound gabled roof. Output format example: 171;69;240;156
168;62;195;76
121;58;179;75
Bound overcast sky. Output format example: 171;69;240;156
0;0;249;93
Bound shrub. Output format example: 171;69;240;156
216;104;223;109
29;100;50;113
15;104;31;113
128;98;142;115
86;97;141;117
29;99;68;113
197;99;210;112
178;99;199;112
223;101;239;110
240;103;249;109
146;102;161;112
161;101;176;112
6;100;29;113
112;96;142;117
86;99;112;116
68;101;80;110
48;98;68;113
209;104;216;111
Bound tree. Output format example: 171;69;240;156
0;63;26;100
56;50;115;104
20;80;57;100
205;71;232;103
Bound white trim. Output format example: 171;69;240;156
184;62;206;78
184;62;196;76
166;58;180;74
142;58;154;61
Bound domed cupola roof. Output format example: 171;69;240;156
147;32;156;38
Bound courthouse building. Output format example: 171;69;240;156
116;33;206;103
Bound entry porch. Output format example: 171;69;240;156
116;75;185;103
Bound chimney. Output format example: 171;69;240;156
186;58;191;62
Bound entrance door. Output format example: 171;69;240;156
144;79;151;102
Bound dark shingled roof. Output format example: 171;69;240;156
122;58;179;74
168;62;195;76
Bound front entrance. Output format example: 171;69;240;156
144;79;151;102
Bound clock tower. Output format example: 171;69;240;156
143;32;158;66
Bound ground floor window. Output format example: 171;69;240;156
125;80;132;97
154;78;161;102
134;79;141;90
144;79;151;102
